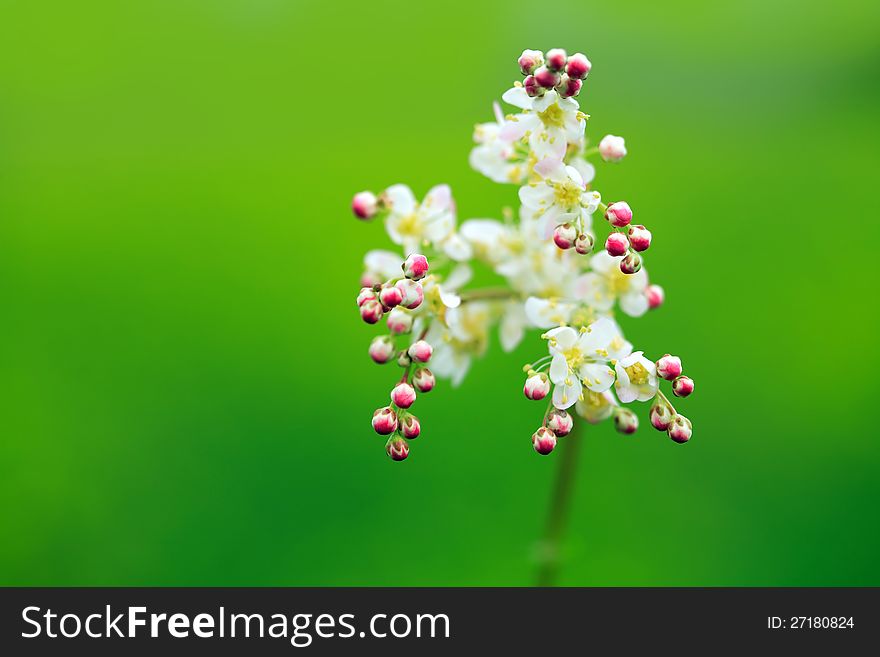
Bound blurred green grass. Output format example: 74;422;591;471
1;0;879;585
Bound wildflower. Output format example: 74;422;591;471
614;352;658;403
545;317;619;409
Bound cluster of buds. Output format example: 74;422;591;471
531;409;574;455
553;222;595;256
518;48;591;100
649;354;695;443
602;201;653;275
358;254;437;460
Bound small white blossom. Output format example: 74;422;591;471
518;164;601;238
572;251;650;317
544;317;619;409
614;351;658;402
384;184;456;255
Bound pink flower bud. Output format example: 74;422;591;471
369;335;396;364
372;406;398;435
575;233;594;255
598;134;627;162
605;232;629;257
386;436;409;461
619;251;642;274
646;284;665;309
378;284;404;309
386;307;413;334
547;409;573;437
407;339;433;363
565;52;592;80
357;287;378;307
518;49;544;76
553;222;578;250
397;351;412;367
360;299;384;324
395;279;423;310
668;414;692;444
523;75;542;97
391;382;416;409
545;48;567;72
412;367;435;393
534;66;560;89
650;399;674;431
523;372;551;400
402;253;429;281
400;413;420;439
604;201;633;227
656;354;683;381
613;408;639;434
627;224;652;252
352;191;378;220
555;74;582;99
672;375;694;398
532;427;557;455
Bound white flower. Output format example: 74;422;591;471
384;184;456;255
500;88;585;170
424;300;491;387
420;263;472;316
518;164;601;239
571;250;650;317
614;351;658;402
363;249;402;282
525;296;575;329
575;389;618;424
469;102;530;185
543;317;619;409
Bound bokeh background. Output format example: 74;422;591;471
1;0;879;585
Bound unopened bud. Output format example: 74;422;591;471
547;409;574;437
619;251;642;274
379;284;404;309
605;232;629;257
400;412;421;439
627;224;652;252
372;406;398;435
668;414;692;444
553;222;578;250
604;201;632;227
523;372;551;400
646;284;665;309
352;191;378;220
656;354;683;381
545;48;568;72
649;399;674;431
386;307;413;334
412;367;436;392
575;233;594;255
534;66;560;89
555;74;582;99
402;253;429;281
369;335;396;364
672;375;694;398
395;279;423;310
518;49;544;76
360;299;384;324
408;339;433;363
397;351;412;367
565;52;592;80
531;427;557;455
598;134;627;162
524;75;542;97
613;407;639;434
390;382;417;409
357;287;378;307
386;436;409;461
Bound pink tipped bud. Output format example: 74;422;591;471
650;399;674;431
672;375;694;398
523;75;543;97
627;224;652;252
523;372;551;400
545;48;567;72
565;52;592;80
352;191;378;220
646;284;665;309
613;408;639;434
386;307;413;335
604;201;633;227
407;339;433;363
395;279;423;310
386;436;410;461
605;232;629;257
547;409;573;437
357;286;378;307
532;427;557;455
555;74;582;99
619;251;642;274
412;367;435;392
379;284;404;309
533;66;560;89
369;335;396;364
575;233;594;255
402;253;429;281
391;382;416;409
553;222;578;250
656;354;683;381
360;299;384;324
518;49;544;76
599;134;627;162
668;414;692;444
372;406;398;435
400;412;421;439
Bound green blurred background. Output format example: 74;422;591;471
1;0;879;585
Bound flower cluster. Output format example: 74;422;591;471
352;46;695;461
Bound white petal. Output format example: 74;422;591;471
442;233;473;261
444;263;473;291
364;250;403;279
569;157;595;185
552;377;581;410
439;287;461;308
532;90;559;112
565;165;585;188
384;184;416;215
518;183;553;209
499;302;526;352
579;362;615;393
620;292;649;318
589;250;619;274
549;353;569;384
422;184;453;216
548;326;578;349
501;86;532;110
